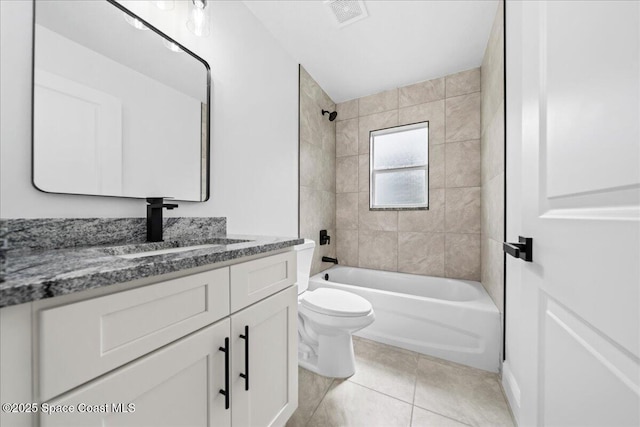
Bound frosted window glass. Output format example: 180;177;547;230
373;127;428;169
374;170;426;206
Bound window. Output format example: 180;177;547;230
369;122;429;209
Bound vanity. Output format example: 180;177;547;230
0;218;302;427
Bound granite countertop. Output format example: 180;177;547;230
1;233;303;309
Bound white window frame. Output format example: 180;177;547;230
369;121;429;210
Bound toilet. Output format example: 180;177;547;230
294;239;375;378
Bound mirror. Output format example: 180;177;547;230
32;0;210;201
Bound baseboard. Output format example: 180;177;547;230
501;360;521;425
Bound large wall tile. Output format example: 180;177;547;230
398;188;445;232
445;92;481;142
398;232;445;277
398;100;445;145
446;140;481;188
445;187;481;233
299;92;324;148
299;67;336;275
312;227;336;275
481;2;504;129
429;143;445;189
481;100;505;184
481;174;504;241
300;67;334;111
358;154;370;192
301;141;335;192
300;187;336;275
336;118;358;157
358;111;398;154
446;68;481;98
445;233;480;281
332;66;491;283
336;99;358;121
398;77;445;108
358;192;398;231
481;237;504;311
336;192;358;230
480;3;505;313
336;155;359;193
359;230;398;271
359;89;398;116
336;229;358;267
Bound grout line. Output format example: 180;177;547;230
342;380;415;407
411;405;473;427
304;378;335;427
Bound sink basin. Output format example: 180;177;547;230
99;237;252;258
117;243;225;259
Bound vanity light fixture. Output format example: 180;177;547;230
155;1;175;11
187;0;210;37
162;39;183;53
123;13;149;30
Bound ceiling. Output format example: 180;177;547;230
244;0;499;103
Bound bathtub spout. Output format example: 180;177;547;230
322;256;339;264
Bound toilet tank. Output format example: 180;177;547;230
294;239;316;294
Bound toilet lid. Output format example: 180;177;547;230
300;288;372;317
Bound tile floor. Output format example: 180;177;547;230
287;337;515;427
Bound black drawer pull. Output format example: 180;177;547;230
219;337;230;409
239;325;249;391
503;236;533;262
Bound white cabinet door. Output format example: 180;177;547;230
231;286;298;427
41;319;231;427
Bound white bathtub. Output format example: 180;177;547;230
309;266;501;372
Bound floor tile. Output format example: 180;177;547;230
414;356;513;427
411;406;469;427
307;380;413;427
349;337;419;403
286;367;334;427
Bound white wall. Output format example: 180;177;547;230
0;0;299;237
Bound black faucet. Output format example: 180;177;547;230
146;197;178;242
322;256;338;264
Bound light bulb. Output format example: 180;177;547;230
155;1;175;11
162;39;183;53
123;13;148;31
187;0;210;37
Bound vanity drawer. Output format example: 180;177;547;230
39;267;230;401
230;251;296;312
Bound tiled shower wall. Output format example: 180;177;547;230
334;69;482;280
299;66;336;276
480;2;505;311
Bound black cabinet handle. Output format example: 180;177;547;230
503;236;533;262
218;337;230;410
239;325;249;391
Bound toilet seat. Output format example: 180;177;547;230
300;288;372;317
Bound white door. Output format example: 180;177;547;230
231;286;298;427
41;320;231;427
505;1;640;426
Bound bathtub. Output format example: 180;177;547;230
309;266;501;372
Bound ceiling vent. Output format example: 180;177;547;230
325;0;369;28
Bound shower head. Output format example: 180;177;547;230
322;109;338;121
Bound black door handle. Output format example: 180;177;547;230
218;337;230;410
503;236;533;262
239;325;249;391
